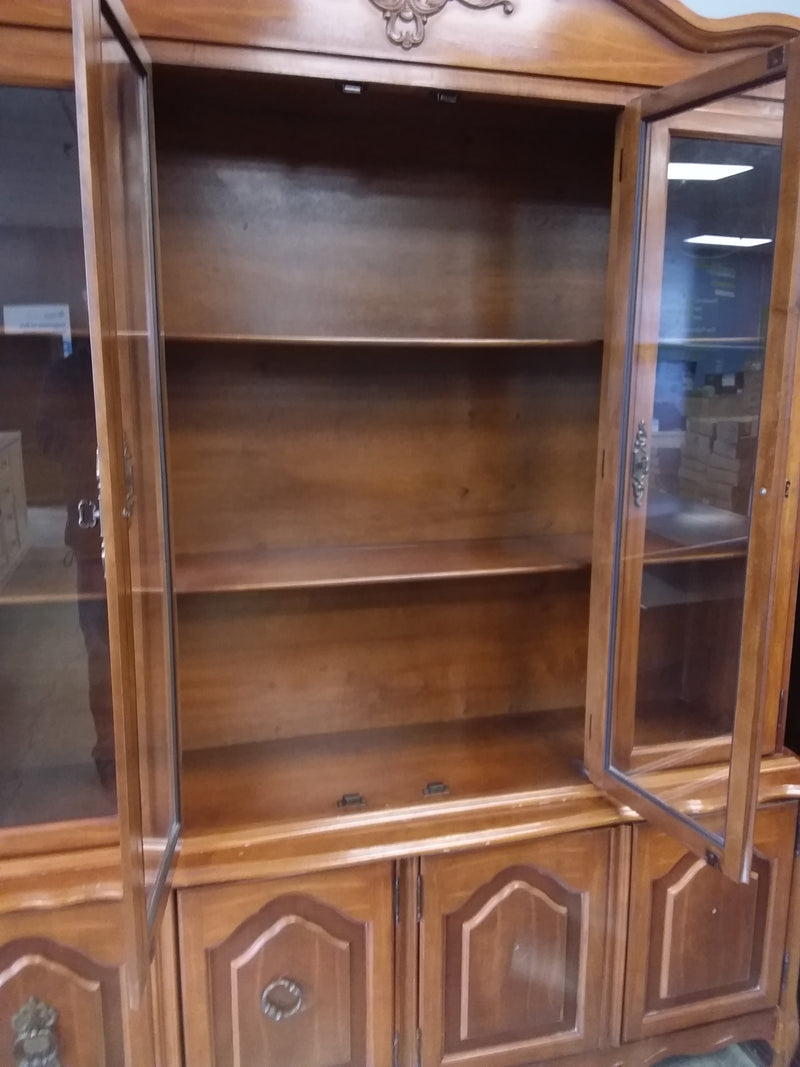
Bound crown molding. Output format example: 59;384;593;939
613;0;799;51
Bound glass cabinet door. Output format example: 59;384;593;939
586;44;800;884
72;0;180;995
0;85;118;831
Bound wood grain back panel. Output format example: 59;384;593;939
165;343;601;559
177;571;589;749
154;69;614;342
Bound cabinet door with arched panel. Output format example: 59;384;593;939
0;900;126;1067
623;800;797;1042
177;861;395;1067
418;828;621;1067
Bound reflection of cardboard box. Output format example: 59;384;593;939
0;431;30;587
684;395;745;419
678;413;757;516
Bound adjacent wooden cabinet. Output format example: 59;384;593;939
2;1;800;1065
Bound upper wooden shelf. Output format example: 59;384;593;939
174;533;594;595
0;547;104;606
658;337;763;349
642;495;749;565
164;334;604;350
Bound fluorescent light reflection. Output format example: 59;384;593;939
684;234;773;248
667;163;753;181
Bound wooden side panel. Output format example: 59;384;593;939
178;862;395;1067
419;828;614;1066
0;902;124;1067
623;801;797;1041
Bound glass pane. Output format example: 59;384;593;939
99;15;178;921
0;86;117;827
610;81;785;836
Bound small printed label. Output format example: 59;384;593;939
3;303;72;356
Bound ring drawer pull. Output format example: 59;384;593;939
12;997;61;1066
261;977;304;1022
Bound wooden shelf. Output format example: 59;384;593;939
658;337;764;349
0;547;105;606
181;707;588;834
642;495;748;565
166;334;604;350
174;533;593;595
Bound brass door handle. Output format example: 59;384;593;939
631;420;649;507
261;977;304;1022
12;998;61;1067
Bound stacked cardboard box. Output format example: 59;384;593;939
678;415;757;515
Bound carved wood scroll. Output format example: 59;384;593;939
369;0;514;49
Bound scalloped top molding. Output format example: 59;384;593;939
368;0;800;51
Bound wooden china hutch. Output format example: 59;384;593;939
2;0;800;1064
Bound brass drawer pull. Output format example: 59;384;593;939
12;997;61;1067
261;977;304;1022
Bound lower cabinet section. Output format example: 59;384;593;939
0;901;125;1066
623;801;796;1042
178;861;396;1067
175;804;799;1067
419;828;617;1066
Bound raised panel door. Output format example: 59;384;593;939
623;801;797;1041
0;901;125;1067
418;828;617;1066
178;861;395;1067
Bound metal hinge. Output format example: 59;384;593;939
394;870;400;926
781;950;790;992
778;688;787;744
794;815;800;857
417;871;423;923
393;1031;399;1067
416;1027;422;1067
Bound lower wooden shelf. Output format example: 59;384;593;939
181;707;589;834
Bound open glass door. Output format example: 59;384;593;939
586;43;800;884
72;0;180;996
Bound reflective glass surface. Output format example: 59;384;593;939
0;86;117;825
609;81;785;845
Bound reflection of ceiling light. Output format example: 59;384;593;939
668;163;753;181
684;234;773;247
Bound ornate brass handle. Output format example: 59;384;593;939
121;436;135;520
631;420;649;507
12;998;62;1067
261;977;304;1022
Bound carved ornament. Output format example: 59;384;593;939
369;0;514;50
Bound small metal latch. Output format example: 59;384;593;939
705;849;721;869
77;498;101;530
423;781;449;796
337;792;366;809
